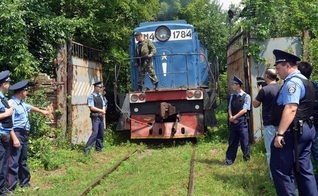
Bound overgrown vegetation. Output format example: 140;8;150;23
231;0;318;74
2;0;318;194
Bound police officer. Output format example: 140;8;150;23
224;76;251;165
0;70;20;195
270;50;318;196
6;80;49;193
84;81;106;154
297;62;318;169
134;31;159;91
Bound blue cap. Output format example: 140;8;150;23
273;49;300;65
93;81;103;87
232;75;243;85
10;80;28;92
0;70;11;83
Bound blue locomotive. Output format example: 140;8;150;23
116;20;219;139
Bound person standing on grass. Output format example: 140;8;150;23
6;80;49;193
270;49;318;196
224;75;251;166
84;81;106;155
252;68;280;180
297;61;318;169
0;70;20;196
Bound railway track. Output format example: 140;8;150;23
78;144;197;196
77;148;138;196
187;145;197;196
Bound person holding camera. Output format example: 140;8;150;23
252;68;280;180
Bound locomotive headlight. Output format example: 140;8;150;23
131;94;138;102
195;105;200;110
155;26;171;42
134;108;139;112
187;91;194;98
194;90;202;98
138;94;146;101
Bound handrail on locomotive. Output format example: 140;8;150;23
114;52;220;113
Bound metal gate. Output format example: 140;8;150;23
55;41;103;144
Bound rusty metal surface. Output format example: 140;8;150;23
130;113;204;139
55;44;67;134
55;41;103;144
68;42;103;144
159;102;176;119
227;33;301;139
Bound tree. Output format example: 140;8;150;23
236;0;318;79
0;0;78;80
180;0;230;72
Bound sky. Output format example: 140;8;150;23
217;0;242;10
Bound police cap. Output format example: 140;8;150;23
0;70;11;83
93;81;103;87
232;75;243;85
273;49;300;65
10;80;28;92
134;31;142;37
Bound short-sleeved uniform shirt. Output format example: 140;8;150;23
0;92;12;134
87;92;106;108
255;83;280;125
277;70;306;106
8;96;32;131
228;91;251;110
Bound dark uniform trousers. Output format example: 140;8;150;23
7;129;30;191
270;124;318;196
0;137;9;196
85;116;104;151
225;119;250;164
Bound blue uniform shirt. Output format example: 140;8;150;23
228;91;251;110
87;92;106;107
8;96;32;131
277;70;306;106
0;92;13;134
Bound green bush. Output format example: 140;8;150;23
25;87;70;170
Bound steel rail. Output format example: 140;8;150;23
77;148;138;196
187;145;196;196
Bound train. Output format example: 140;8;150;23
115;20;219;139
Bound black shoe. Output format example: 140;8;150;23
154;82;159;91
137;85;142;92
5;189;14;194
84;148;89;155
222;162;232;166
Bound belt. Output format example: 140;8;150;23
14;128;28;133
90;113;102;117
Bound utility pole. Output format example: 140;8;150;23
228;9;236;37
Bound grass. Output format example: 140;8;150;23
12;135;279;196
